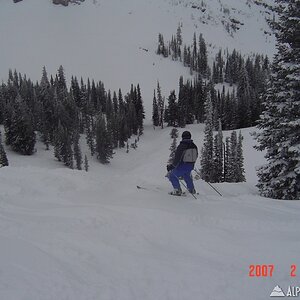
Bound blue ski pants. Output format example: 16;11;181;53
168;163;195;191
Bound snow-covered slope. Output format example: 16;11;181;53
1;124;300;300
0;0;276;115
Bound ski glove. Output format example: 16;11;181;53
167;164;174;172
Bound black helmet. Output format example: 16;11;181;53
182;131;191;139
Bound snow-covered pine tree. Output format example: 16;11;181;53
62;128;74;169
54;122;64;162
157;33;168;57
56;65;68;103
227;131;238;182
254;0;300;200
176;24;182;46
84;154;89;172
3;100;14;147
177;76;188;128
71;76;82;109
105;90;113;120
212;62;218;84
127;100;138;136
8;94;36;155
193;77;205;123
118;90;128;148
215;49;224;83
198;33;208;77
39;66;55;148
223;89;238;130
54;122;74;169
237;62;252;128
95;114;113;164
135;84;145;135
73;131;82;170
170;127;179;139
212;119;223;182
191;32;197;73
156;82;165;129
152;90;159;127
200;89;214;182
0;132;9;167
236;131;246;182
167;90;178;127
168;129;178;164
223;137;230;182
85;114;95;156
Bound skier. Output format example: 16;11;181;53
167;131;198;195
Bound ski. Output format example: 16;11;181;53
137;185;198;198
168;191;187;197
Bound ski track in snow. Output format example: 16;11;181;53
0;124;300;300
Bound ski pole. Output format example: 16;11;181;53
193;168;222;197
206;181;222;197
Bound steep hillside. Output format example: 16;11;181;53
0;0;276;116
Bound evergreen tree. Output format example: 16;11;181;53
73;131;82;170
177;76;187;127
227;131;238;182
135;84;145;134
54;122;73;169
54;122;64;162
224;137;230;182
71;76;82;109
170;127;179;139
157;33;168;57
127;100;138;135
118;89;128;148
95;114;113;164
0;132;8;167
176;24;182;46
156;82;165;129
193;76;205;123
56;65;68;102
85;114;95;156
168;134;178;164
254;0;300;199
191;33;197;72
166;90;178;127
39;66;55;147
212;119;223;182
198;34;208;77
3;101;14;146
237;62;252;128
7;94;36;155
62;128;74;169
236;131;246;182
200;91;214;182
84;154;89;172
152;90;159;127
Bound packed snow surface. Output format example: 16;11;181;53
0;124;299;300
